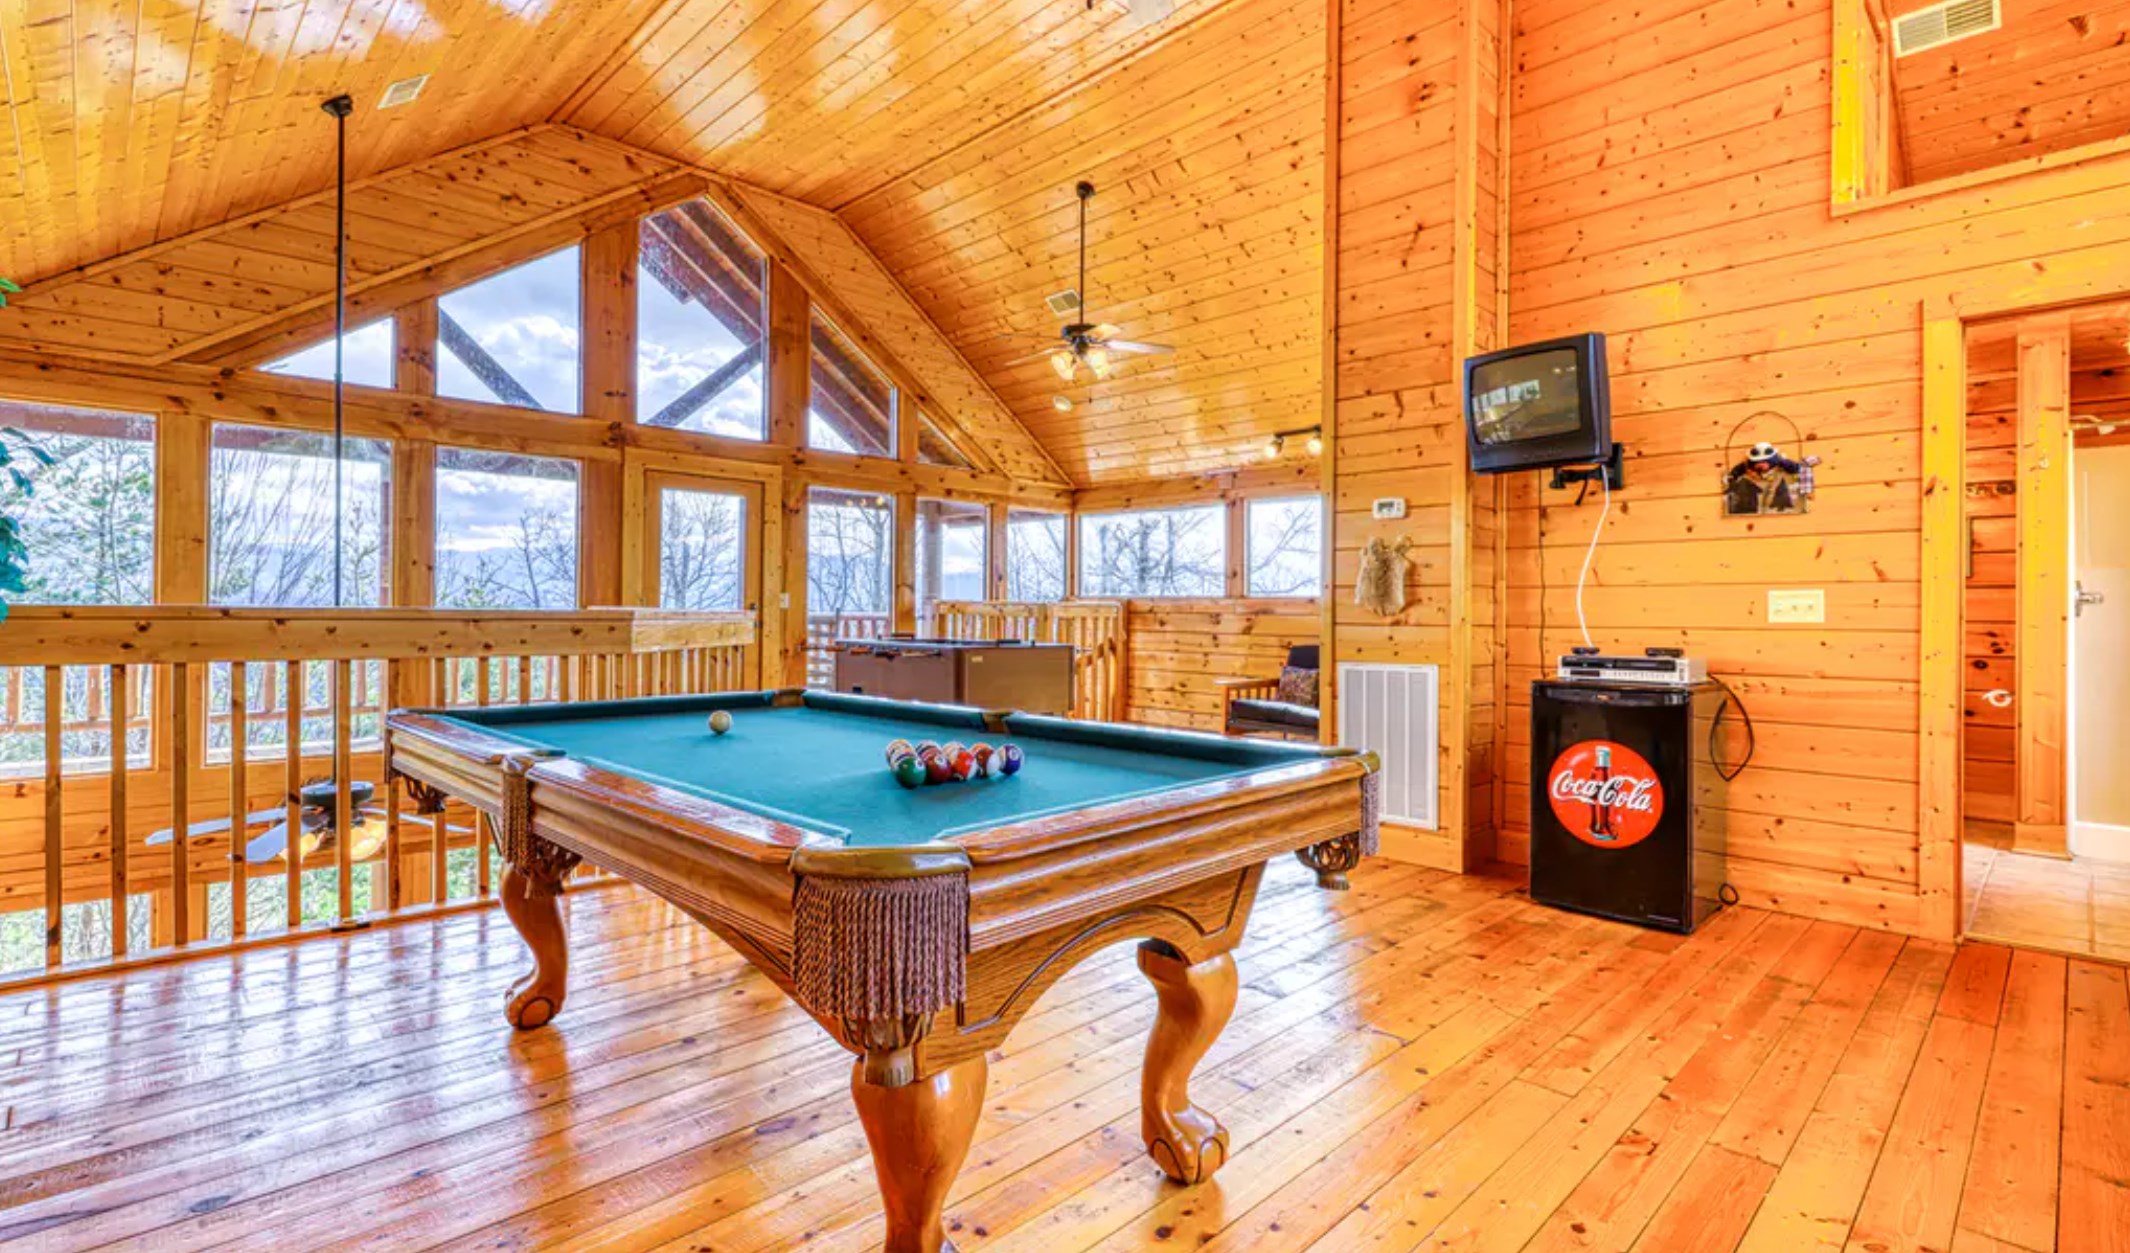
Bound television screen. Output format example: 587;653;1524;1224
1463;333;1611;474
1469;348;1583;447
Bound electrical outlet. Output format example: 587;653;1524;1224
779;593;791;610
1768;589;1826;624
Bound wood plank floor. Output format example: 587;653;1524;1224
2;859;2125;1253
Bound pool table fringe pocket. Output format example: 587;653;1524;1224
793;869;970;1066
499;755;582;897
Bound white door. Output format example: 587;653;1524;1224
2073;444;2130;862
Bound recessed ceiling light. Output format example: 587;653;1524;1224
1052;395;1073;412
379;74;430;109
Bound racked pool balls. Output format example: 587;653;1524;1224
884;738;915;767
924;753;954;785
970;743;995;777
706;710;734;735
948;748;978;781
996;743;1024;776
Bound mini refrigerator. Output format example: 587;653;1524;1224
1529;679;1731;933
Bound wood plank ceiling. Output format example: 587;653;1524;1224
1889;0;2130;186
1;0;1321;486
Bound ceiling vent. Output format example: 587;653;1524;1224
1893;0;2000;56
1104;0;1176;25
1045;289;1082;318
378;74;430;109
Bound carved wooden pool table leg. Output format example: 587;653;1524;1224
499;864;570;1030
1137;940;1238;1185
852;1052;989;1253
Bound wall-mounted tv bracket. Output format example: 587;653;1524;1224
1550;442;1625;493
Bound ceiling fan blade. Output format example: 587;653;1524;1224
1001;348;1069;367
1100;340;1174;356
245;823;294;865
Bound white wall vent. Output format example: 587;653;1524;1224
1893;0;2001;56
1045;289;1082;318
378;74;430;109
1337;663;1439;830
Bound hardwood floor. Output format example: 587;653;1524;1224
1;859;2124;1253
1965;836;2130;964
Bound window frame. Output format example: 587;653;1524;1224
1005;507;1069;603
431;446;584;612
1075;503;1228;600
805;310;898;457
636;198;770;439
1242;494;1326;600
435;244;585;415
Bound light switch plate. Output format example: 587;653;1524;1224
1372;498;1407;520
1768;588;1826;624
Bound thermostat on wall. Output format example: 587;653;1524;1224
1372;498;1407;520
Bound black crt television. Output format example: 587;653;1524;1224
1463;333;1612;474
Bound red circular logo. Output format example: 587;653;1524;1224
1547;740;1663;849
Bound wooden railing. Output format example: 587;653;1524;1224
0;605;755;987
805;610;891;688
928;600;1127;721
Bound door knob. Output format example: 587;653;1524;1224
2077;582;2105;618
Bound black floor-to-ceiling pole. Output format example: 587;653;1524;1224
322;94;353;609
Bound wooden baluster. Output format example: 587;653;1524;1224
285;661;303;931
476;811;492;898
109;664;130;959
335;659;354;922
170;662;190;946
229;664;248;941
431;791;451;908
43;665;64;968
477;658;492;707
384;660;400;913
516;655;531;705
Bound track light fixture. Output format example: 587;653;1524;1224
1261;426;1324;461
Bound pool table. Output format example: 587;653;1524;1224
385;689;1380;1253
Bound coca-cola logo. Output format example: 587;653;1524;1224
1547;739;1663;849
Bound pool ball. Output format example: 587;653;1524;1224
923;753;954;785
997;743;1024;776
893;756;929;789
884;738;914;767
706;710;734;736
948;749;978;781
940;740;966;761
914;740;942;761
970;743;995;776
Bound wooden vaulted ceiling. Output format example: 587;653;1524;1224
1888;0;2130;186
0;0;1321;487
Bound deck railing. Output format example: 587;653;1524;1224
0;605;755;987
927;600;1127;721
805;610;891;688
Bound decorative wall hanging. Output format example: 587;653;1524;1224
1721;411;1819;516
1355;535;1412;617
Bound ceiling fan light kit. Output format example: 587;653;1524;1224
1011;180;1175;387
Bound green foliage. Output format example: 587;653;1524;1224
0;426;58;620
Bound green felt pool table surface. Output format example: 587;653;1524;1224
432;691;1331;847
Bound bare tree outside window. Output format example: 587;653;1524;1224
1078;505;1225;598
0;402;155;606
1007;509;1067;602
1245;496;1324;598
210;425;391;608
659;487;746;611
807;489;894;618
434;449;581;610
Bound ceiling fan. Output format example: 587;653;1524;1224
146;778;466;865
1005;181;1173;384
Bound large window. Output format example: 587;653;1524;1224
261;319;396;389
1078;505;1225;598
806;489;893;685
915;412;974;468
438;247;582;413
916;499;988;627
0;403;156;781
0;401;156;604
1007;509;1067;602
659;486;748;611
1245;496;1324;598
638;201;767;438
808;313;896;456
434;449;580;610
210;425;392;607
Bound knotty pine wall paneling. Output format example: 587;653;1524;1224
1124;599;1322;731
1502;0;2130;939
1327;0;1508;872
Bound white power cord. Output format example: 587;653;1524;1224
1574;472;1610;650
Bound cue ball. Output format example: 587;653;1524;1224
707;710;734;735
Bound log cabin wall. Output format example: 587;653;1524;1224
1124;599;1321;731
1498;0;2130;939
1325;0;1508;872
1964;329;2020;830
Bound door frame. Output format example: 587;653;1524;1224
620;452;784;689
1923;289;2129;938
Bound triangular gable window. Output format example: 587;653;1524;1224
916;411;976;469
438;246;582;414
261;318;396;387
